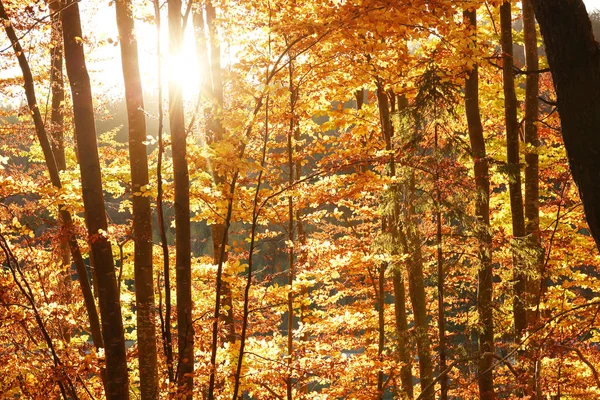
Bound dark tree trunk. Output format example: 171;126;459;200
61;0;129;398
167;0;194;396
152;0;175;384
376;83;422;399
1;0;104;359
529;1;600;251
115;0;159;398
49;0;66;173
286;63;297;400
193;4;236;348
523;0;542;322
48;0;72;344
522;3;544;394
434;126;447;400
464;9;495;400
375;86;413;399
500;1;527;341
404;174;434;400
295;128;309;397
201;2;236;344
523;0;540;268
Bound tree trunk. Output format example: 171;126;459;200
167;0;194;396
500;1;527;342
434;124;447;400
523;0;542;318
404;173;434;400
375;86;413;399
286;63;297;400
49;0;66;173
152;0;175;384
522;1;543;395
62;0;129;398
392;269;412;399
529;0;600;251
463;9;495;400
48;0;72;344
200;2;236;344
1;0;104;360
296;144;309;397
115;0;159;398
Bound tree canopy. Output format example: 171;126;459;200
1;0;600;399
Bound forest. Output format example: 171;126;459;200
2;0;600;398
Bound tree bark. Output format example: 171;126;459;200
523;0;542;317
529;3;600;251
434;125;447;400
403;173;434;400
463;9;495;400
0;0;105;377
115;0;159;398
61;0;129;398
152;0;175;384
49;0;66;173
167;0;194;396
523;0;540;263
375;86;414;399
48;0;72;344
286;62;297;400
200;2;236;344
530;0;600;248
500;1;527;342
522;2;544;394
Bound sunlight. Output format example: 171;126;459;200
83;1;202;106
163;42;201;99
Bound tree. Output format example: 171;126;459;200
500;1;528;346
194;1;236;345
0;0;104;375
62;0;129;397
530;0;600;250
167;0;194;396
4;0;600;398
115;0;159;397
463;8;495;400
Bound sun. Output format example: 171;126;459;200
135;16;202;104
84;1;202;106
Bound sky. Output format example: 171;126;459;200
3;0;600;108
585;0;600;11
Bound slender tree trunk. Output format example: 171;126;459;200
377;261;386;399
48;0;72;343
0;234;78;400
232;94;271;400
392;269;412;399
153;0;175;384
61;0;129;397
49;0;66;173
529;0;600;251
201;2;236;343
464;9;495;400
500;1;527;342
115;0;159;398
208;172;239;400
434;121;447;400
375;85;415;399
286;63;297;400
167;0;194;396
404;173;434;400
0;0;105;378
295;149;308;398
523;1;541;289
522;1;543;396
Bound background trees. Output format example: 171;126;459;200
1;0;600;399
